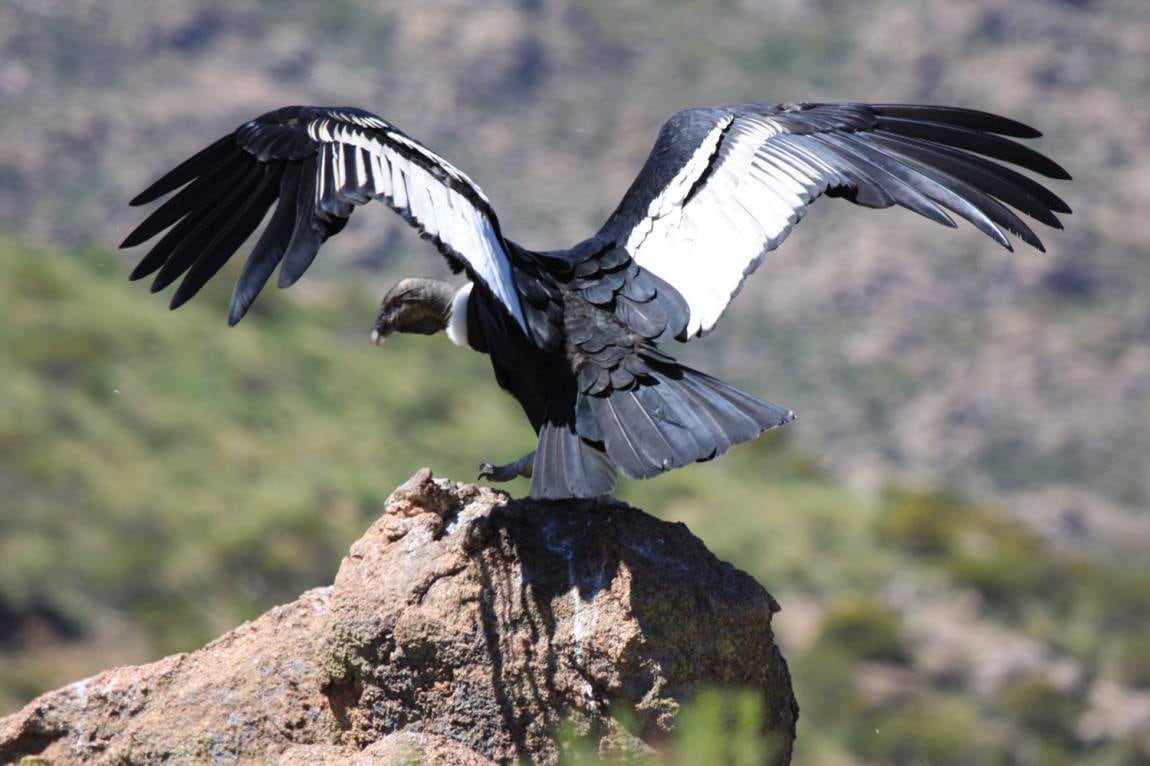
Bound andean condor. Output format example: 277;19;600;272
121;101;1070;499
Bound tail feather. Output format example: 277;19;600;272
587;363;794;480
529;362;794;497
680;367;791;442
597;388;701;478
531;416;617;500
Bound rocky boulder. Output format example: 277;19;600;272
0;470;797;764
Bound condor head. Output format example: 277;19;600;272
370;277;458;345
371;277;457;345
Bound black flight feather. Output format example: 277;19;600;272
129;134;237;206
871;104;1043;138
866;132;1071;219
875;116;1071;179
823;133;1012;247
816;134;960;228
227;162;304;325
866;141;1048;250
150;162;267;293
121;150;246;249
130;160;257;283
171;164;284;309
278;159;329;288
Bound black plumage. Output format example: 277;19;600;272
122;101;1070;499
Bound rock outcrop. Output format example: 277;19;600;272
0;470;797;765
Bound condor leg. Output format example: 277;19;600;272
478;451;535;483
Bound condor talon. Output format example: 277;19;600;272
478;452;535;484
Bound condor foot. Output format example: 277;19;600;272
478;451;535;483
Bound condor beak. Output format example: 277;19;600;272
371;309;397;346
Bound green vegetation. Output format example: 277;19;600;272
1114;635;1150;690
815;595;910;665
3;235;1149;764
877;490;1150;662
0;234;533;657
557;690;780;765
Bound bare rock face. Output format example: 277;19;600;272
0;470;797;765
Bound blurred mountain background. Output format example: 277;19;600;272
1;0;1148;762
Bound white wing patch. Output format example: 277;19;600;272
625;116;732;256
628;114;830;337
306;117;526;334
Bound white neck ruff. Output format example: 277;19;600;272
445;282;473;348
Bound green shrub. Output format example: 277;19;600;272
875;488;960;556
858;694;1002;766
994;675;1081;749
671;689;777;766
815;593;910;665
556;689;778;766
1113;634;1150;689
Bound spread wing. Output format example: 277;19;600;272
121;105;528;331
597;102;1072;339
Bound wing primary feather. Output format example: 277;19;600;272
871;104;1043;138
228;162;304;325
875;116;1071;179
866;133;1065;230
129;158;256;281
880;147;1045;250
278;158;327;288
814;134;960;228
149;160;267;293
129;134;237;206
122;153;250;250
866;132;1071;217
170;165;283;309
823;133;1012;248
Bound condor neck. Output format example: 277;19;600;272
445;282;474;348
